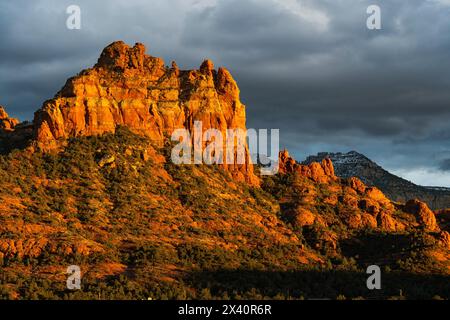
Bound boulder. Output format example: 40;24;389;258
404;199;439;231
292;207;316;227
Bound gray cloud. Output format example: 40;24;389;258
1;0;450;186
440;159;450;171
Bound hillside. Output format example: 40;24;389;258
0;131;448;299
0;42;449;300
303;151;450;210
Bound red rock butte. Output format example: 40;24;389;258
32;41;257;184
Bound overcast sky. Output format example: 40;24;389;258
1;0;450;186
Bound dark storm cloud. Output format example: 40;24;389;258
1;0;450;185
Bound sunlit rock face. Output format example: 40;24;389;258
33;41;258;184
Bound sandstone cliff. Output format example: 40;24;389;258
33;41;257;184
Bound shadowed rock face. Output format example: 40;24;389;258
0;106;33;153
32;41;257;184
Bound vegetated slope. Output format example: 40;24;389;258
303;151;450;210
0;131;448;300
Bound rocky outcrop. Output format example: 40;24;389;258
33;41;257;184
438;231;450;249
0;106;18;132
298;159;335;184
278;149;296;174
347;177;366;194
276;150;436;235
290;207;316;228
377;212;404;232
404;199;439;231
278;150;336;183
303;151;450;210
0;106;33;153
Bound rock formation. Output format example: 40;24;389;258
278;149;296;174
0;106;33;153
277;151;438;234
32;41;257;184
304;151;450;210
278;149;336;183
0;106;18;132
404;199;439;231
